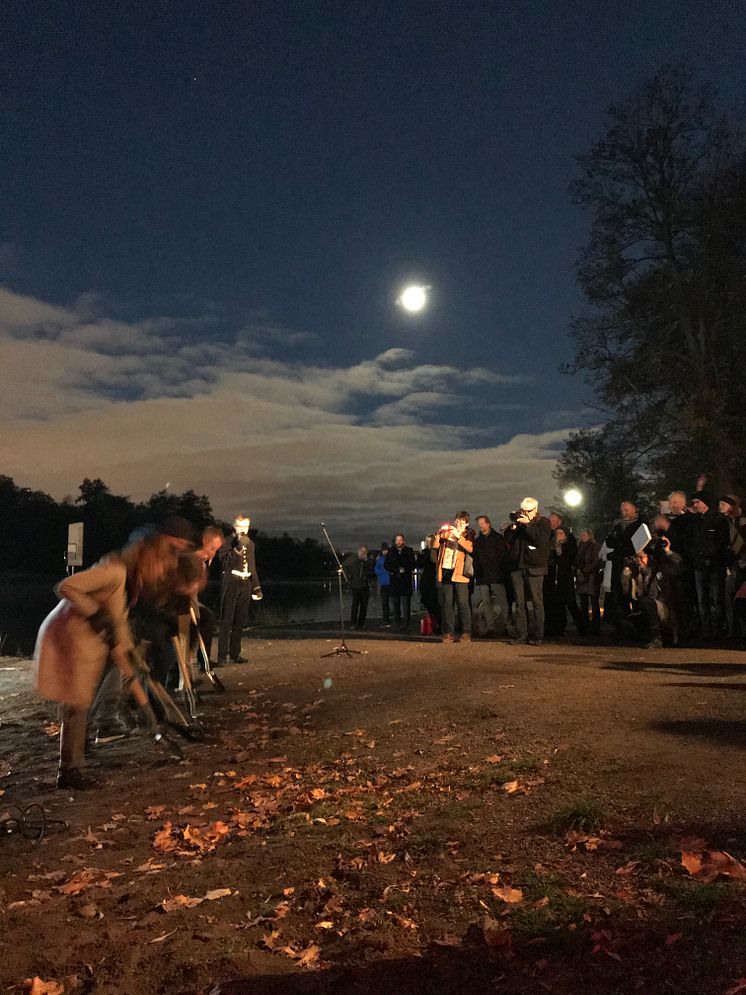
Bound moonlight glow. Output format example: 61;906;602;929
397;284;429;313
564;488;583;507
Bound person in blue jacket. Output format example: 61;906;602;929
374;542;391;627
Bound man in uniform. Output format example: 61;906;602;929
217;515;263;665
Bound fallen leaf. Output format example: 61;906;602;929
23;979;64;995
681;848;746;883
481;916;513;953
492;885;523;904
204;888;234;901
57;868;122;896
501;780;520;794
42;723;61;738
297;943;321;968
161;894;203;912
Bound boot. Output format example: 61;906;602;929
57;768;98;790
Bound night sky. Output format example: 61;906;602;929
1;1;743;543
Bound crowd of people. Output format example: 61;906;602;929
343;486;746;650
32;486;745;792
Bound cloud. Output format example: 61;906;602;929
0;286;573;543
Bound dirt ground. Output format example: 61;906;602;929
2;631;746;995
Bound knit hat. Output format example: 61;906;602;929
719;494;740;510
520;497;539;513
691;491;713;509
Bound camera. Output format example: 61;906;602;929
509;510;523;523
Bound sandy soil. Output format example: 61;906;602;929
2;632;746;994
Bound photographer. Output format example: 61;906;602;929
505;497;552;645
690;491;729;639
621;533;684;648
433;512;475;643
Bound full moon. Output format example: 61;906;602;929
397;284;428;313
564;488;583;507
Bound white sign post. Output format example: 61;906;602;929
67;522;84;572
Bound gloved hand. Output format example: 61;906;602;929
88;608;116;646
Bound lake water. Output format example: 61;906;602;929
0;575;426;656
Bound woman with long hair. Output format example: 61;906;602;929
35;534;178;789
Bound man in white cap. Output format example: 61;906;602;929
217;515;263;664
505;497;552;645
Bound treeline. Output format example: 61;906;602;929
0;475;332;580
555;65;746;533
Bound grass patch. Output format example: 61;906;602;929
549;798;607;834
656;877;741;918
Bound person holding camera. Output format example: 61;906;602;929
505;498;552;645
217;514;263;664
621;533;684;648
433;512;475;642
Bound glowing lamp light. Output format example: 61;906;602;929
564;488;583;508
397;284;429;313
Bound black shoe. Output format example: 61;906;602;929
528;639;544;646
509;637;528;645
645;638;663;649
57;768;98;791
216;658;227;667
230;655;249;664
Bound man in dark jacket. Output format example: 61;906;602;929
342;545;374;629
472;515;512;637
665;490;698;638
690;491;730;639
604;500;644;637
505;497;552;645
384;534;416;631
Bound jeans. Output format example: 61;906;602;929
437;574;472;636
511;570;545;641
579;593;601;634
380;585;390;624
350;587;369;627
472;582;511;635
725;570;739;637
89;663;124;730
391;593;411;628
695;566;725;638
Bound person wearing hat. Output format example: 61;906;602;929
720;495;746;638
217;515;263;664
690;491;730;639
505;497;552;645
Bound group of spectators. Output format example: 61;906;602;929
342;486;746;649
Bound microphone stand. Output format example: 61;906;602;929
320;523;361;659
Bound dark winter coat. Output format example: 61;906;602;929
505;516;552;575
342;554;374;590
384;545;416;595
473;529;509;585
575;538;602;596
690;510;730;570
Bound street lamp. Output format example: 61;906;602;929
563;488;583;508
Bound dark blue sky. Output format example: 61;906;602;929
0;1;744;534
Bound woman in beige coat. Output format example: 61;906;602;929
35;536;176;789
